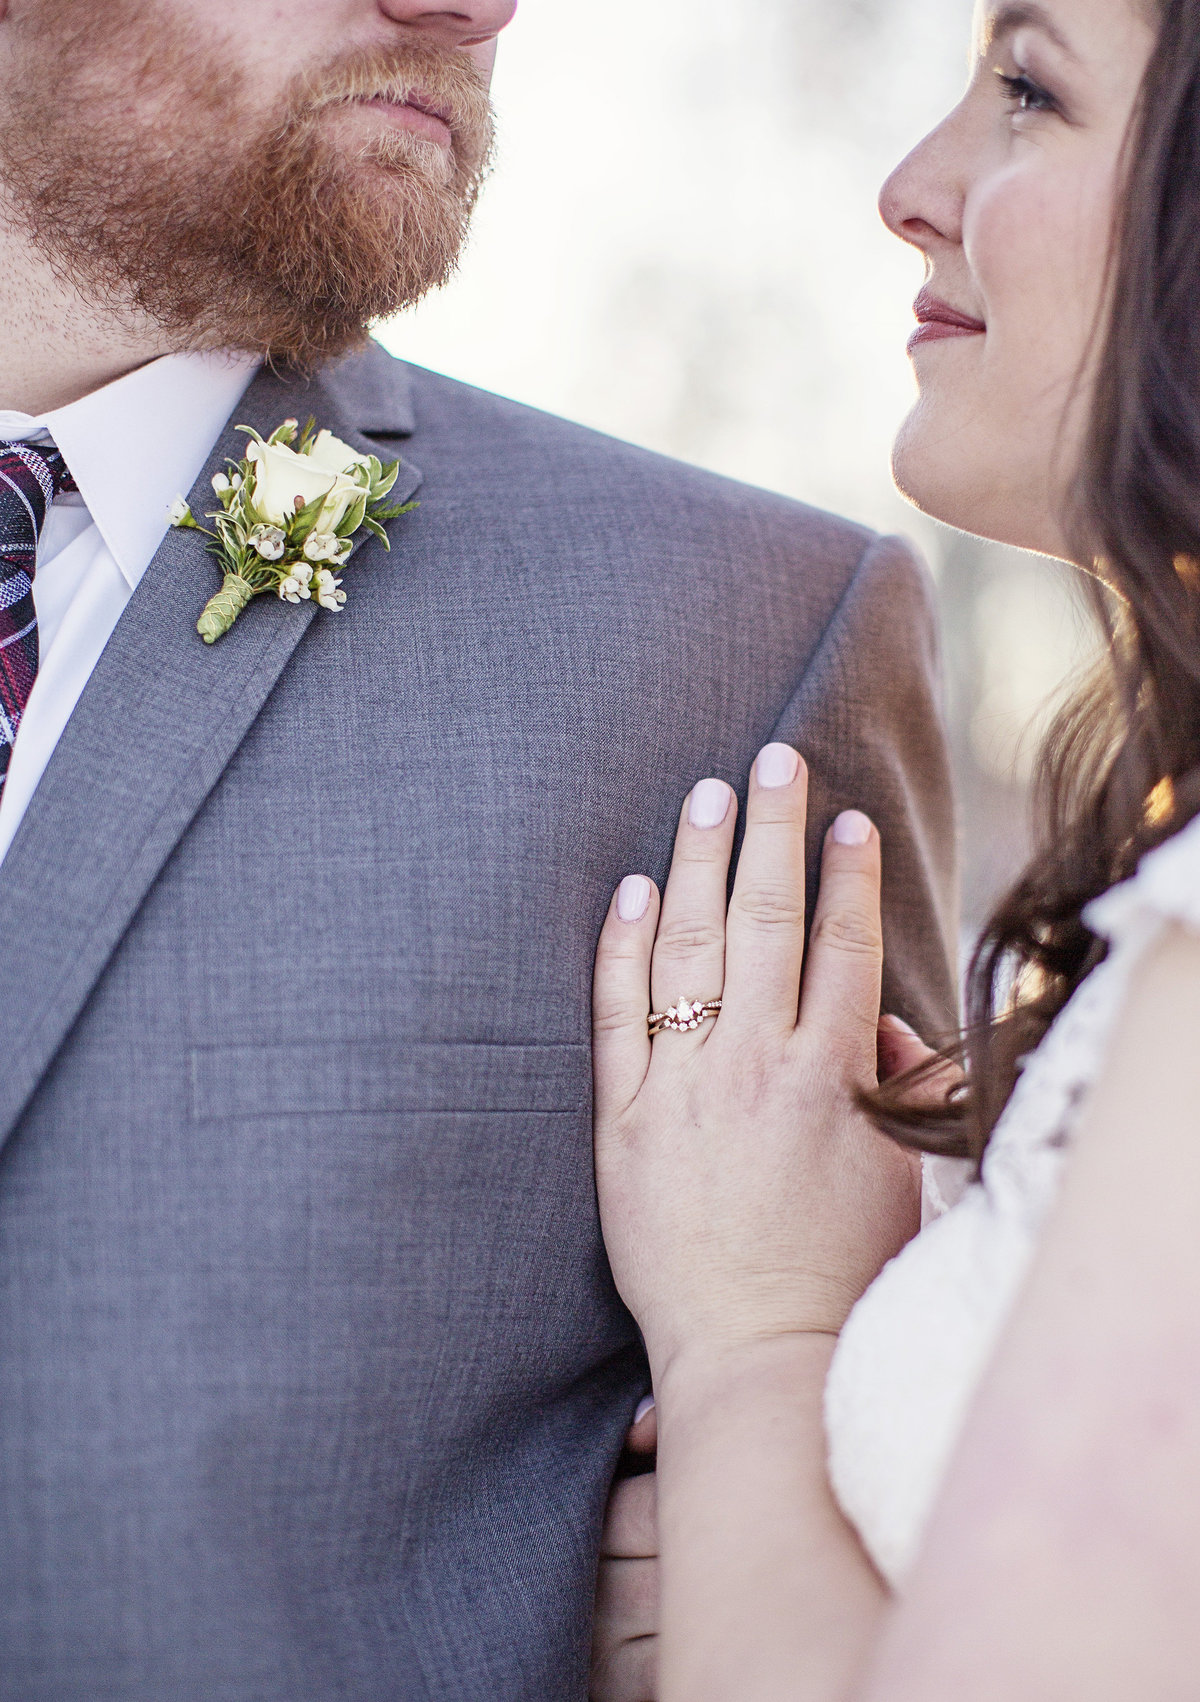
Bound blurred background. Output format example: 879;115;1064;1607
378;0;1099;951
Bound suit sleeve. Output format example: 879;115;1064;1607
770;531;960;1044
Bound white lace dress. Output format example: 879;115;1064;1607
824;813;1200;1588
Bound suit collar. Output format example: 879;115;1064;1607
313;339;417;439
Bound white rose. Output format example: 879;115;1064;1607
248;438;358;531
305;429;373;478
247;439;320;523
312;472;362;536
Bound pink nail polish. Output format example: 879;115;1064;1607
689;778;732;829
617;875;652;923
755;743;800;789
832;810;872;846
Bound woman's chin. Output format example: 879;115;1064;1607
889;429;983;535
890;425;1069;559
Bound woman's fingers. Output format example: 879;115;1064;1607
624;1396;658;1457
592;1476;660;1701
878;1014;964;1109
600;1472;659;1561
590;1612;657;1702
721;745;809;1031
797;811;884;1072
878;1014;938;1081
649;779;737;1029
594;875;661;1122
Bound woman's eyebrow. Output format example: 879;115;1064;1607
982;2;1078;59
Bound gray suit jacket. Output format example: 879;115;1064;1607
0;343;956;1700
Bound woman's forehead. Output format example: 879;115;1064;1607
971;0;1149;59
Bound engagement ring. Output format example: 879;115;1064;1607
648;997;723;1037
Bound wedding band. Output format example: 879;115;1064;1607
648;997;723;1037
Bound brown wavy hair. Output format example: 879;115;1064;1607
875;0;1200;1165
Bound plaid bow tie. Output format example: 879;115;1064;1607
0;439;77;795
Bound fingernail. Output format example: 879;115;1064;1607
832;809;872;846
617;875;652;923
689;777;732;829
880;1014;917;1037
634;1395;656;1424
755;743;800;789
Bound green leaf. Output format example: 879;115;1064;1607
287;489;330;547
336;491;368;538
371;459;400;502
360;514;391;549
369;498;419;525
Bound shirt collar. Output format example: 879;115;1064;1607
0;351;260;591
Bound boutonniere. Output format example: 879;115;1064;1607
168;417;417;644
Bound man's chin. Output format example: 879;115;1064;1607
0;26;490;371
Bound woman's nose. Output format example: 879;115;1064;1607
879;123;965;252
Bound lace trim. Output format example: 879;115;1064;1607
980;812;1200;1216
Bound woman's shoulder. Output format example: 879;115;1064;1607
986;810;1200;1189
1086;808;1200;946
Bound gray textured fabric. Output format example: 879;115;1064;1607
0;342;957;1700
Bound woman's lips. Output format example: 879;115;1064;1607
908;289;987;353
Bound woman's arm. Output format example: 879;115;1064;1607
860;924;1200;1700
654;1334;884;1702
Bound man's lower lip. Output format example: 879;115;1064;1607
908;322;985;352
360;98;452;147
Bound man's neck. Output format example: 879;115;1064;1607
0;205;175;416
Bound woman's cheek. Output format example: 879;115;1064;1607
967;160;1101;405
967;162;1060;330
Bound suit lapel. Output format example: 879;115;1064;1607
0;351;422;1150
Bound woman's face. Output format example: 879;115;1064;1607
881;0;1156;560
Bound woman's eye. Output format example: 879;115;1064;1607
995;69;1059;115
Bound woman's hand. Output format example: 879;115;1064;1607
593;745;921;1384
591;1401;659;1702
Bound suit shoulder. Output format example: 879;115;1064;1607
399;359;882;570
847;529;938;607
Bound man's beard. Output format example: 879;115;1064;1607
0;3;494;369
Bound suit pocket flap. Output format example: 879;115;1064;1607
189;1040;590;1121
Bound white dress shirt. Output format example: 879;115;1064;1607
0;350;259;867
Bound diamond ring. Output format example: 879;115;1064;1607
648;997;724;1037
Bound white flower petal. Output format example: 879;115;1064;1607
305;429;372;477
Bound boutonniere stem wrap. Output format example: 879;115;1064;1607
169;417;417;643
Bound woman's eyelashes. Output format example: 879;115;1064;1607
995;68;1061;117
